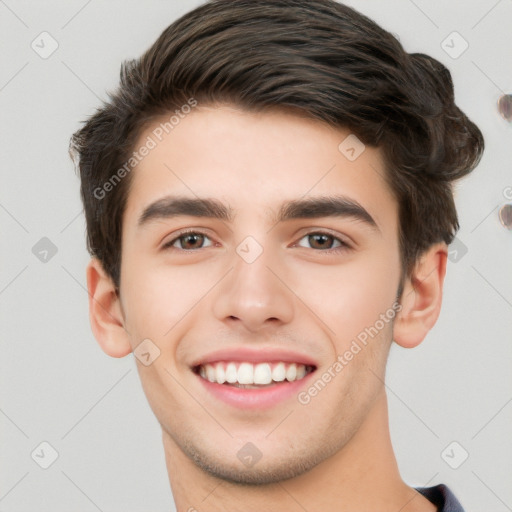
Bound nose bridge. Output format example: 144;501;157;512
211;235;294;331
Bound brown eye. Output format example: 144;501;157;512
163;231;213;250
297;232;348;251
308;234;334;249
179;233;205;249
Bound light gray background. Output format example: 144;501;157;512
1;1;511;511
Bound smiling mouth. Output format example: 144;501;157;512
193;361;316;388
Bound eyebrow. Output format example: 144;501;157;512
137;195;379;231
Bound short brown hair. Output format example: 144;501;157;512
70;0;484;289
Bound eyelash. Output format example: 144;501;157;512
161;229;351;253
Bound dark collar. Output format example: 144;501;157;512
415;484;466;512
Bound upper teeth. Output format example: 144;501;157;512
198;362;310;385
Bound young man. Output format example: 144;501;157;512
70;1;484;510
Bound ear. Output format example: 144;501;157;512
86;258;132;358
393;243;448;349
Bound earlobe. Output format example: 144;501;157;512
86;258;132;358
393;243;448;349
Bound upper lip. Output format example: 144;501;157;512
191;347;318;368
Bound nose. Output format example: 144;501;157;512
211;243;295;333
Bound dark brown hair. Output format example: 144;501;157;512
70;0;484;289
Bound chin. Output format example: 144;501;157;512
180;438;336;486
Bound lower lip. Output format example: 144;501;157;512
195;371;316;410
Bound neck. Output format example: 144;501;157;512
163;390;435;512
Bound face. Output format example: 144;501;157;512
118;104;402;484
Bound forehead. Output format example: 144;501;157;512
123;104;397;232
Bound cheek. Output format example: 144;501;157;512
134;359;205;441
287;251;400;346
120;256;216;343
295;321;391;441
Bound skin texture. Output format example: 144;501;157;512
87;104;446;512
